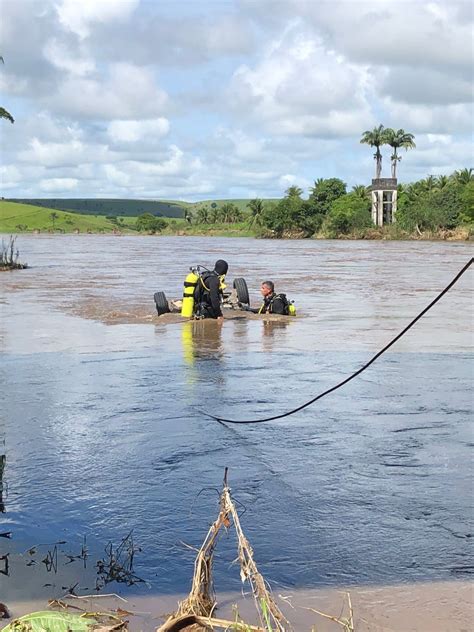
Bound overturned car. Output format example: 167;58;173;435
154;265;251;318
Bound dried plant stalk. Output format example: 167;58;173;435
220;479;291;632
304;592;354;632
158;613;264;631
163;485;231;629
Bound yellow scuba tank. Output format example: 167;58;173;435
181;269;200;318
288;302;296;316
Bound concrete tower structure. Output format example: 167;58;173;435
371;178;398;226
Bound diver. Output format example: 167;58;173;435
182;259;229;320
245;280;295;315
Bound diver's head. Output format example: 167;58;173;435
261;280;274;298
214;259;228;276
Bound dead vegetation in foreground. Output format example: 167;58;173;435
158;468;354;632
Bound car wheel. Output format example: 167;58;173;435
154;291;170;316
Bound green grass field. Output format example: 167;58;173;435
0;201;139;233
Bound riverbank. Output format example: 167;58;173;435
4;580;473;631
1;224;472;240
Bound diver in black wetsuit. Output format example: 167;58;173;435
195;259;228;319
248;280;288;315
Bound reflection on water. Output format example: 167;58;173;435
0;236;472;607
262;319;291;351
182;319;224;363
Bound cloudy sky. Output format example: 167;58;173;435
0;0;472;200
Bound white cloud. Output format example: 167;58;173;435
104;164;131;186
279;173;310;191
426;134;452;145
56;0;139;39
0;165;22;189
377;66;473;106
39;177;79;192
383;99;474;135
396;134;473;175
245;1;472;76
51;63;168;119
19;137;114;168
229;27;375;137
43;38;96;76
107;118;170;142
127;145;202;177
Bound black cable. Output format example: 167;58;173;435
206;257;473;424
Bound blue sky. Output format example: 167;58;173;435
0;0;472;200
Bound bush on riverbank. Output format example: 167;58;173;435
321;193;372;237
136;213;167;233
1;236;27;270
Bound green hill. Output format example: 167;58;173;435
6;198;186;218
0;201;138;233
6;197;280;218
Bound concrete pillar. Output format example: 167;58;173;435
392;189;398;223
371;191;378;225
378;190;384;226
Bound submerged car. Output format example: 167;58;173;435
154;268;250;317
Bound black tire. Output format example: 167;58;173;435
154;291;170;316
233;278;250;305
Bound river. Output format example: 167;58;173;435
0;235;472;630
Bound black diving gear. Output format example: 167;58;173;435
246;292;290;315
195;259;229;318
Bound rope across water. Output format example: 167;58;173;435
205;257;473;425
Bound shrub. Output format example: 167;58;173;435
397;184;464;232
323;194;372;236
308;178;347;216
460;181;474;223
136;213;168;233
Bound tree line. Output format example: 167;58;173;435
256;168;473;238
136;168;471;238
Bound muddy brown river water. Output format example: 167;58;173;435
0;235;473;630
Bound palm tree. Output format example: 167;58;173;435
220;202;238;223
397;183;406;195
422;175;437;192
436;175;450;189
196;206;209;224
50;212;59;230
360;124;386;179
352;184;369;199
232;207;243;222
452;168;473;185
247;198;264;227
0;107;14;124
383;128;416;178
286;185;303;198
209;207;220;223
